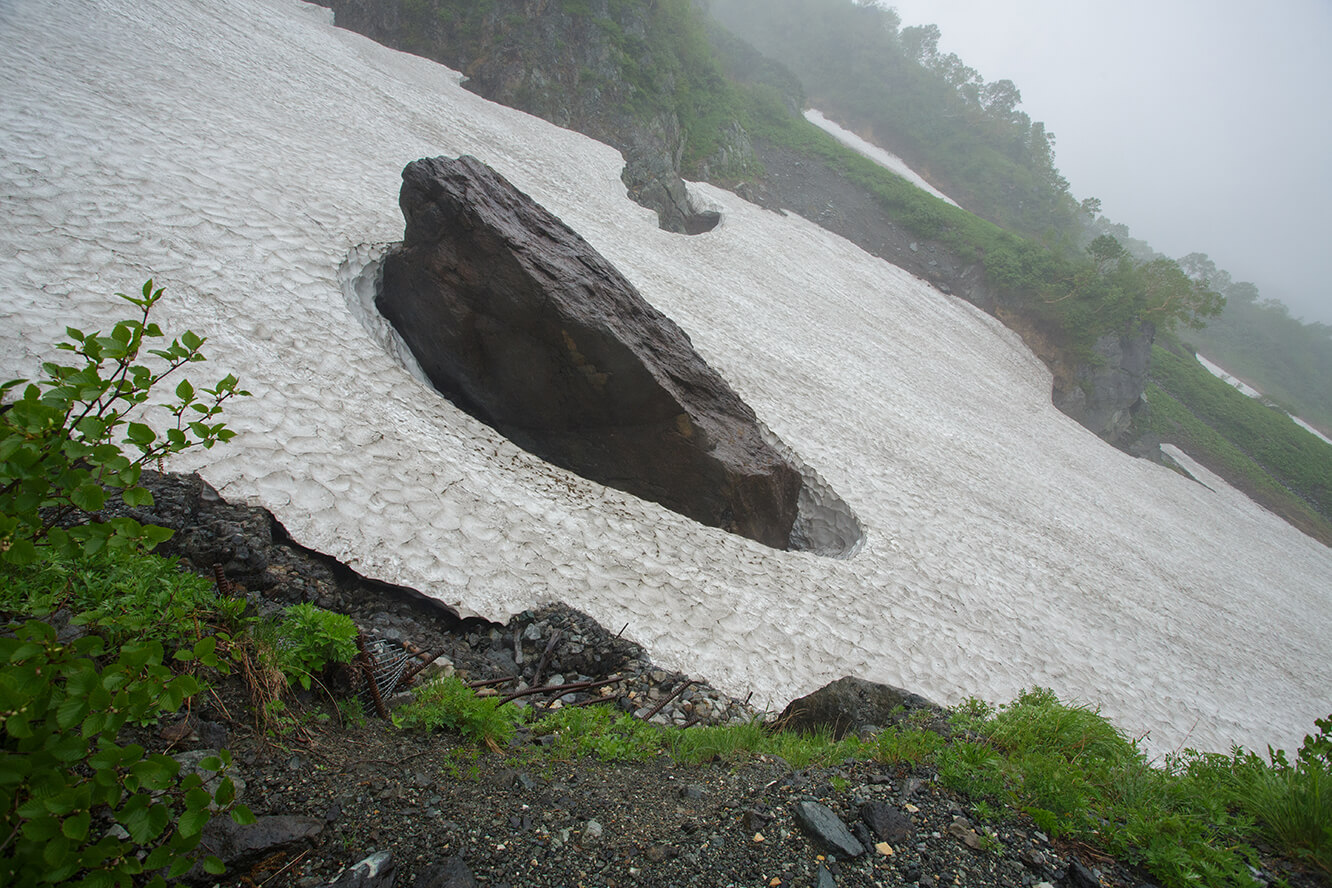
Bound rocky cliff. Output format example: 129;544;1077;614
318;0;743;234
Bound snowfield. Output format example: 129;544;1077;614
804;109;962;207
2;0;1329;755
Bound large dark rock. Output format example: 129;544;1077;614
196;814;323;874
778;676;941;740
377;155;802;549
1053;321;1156;448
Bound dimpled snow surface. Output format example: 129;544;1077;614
2;0;1329;755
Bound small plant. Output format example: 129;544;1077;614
274;603;358;691
0;281;247;565
0;548;244;650
393;676;526;751
440;747;483;782
532;706;662;762
873;725;944;765
1225;716;1332;877
338;696;368;729
665;720;767;764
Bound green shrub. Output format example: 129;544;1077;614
0;283;250;885
873;724;944;765
532;705;663;762
0;281;247;565
393;675;526;750
274;603;358;691
0;548;244;650
948;688;1262;887
664;720;767;764
0;621;252;887
1225;717;1332;877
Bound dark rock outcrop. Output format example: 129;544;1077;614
778;676;941;740
316;0;739;234
377;155;802;549
1053;321;1157;448
197;815;323;874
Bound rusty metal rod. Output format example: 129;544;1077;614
500;675;622;705
212;563;232;597
398;649;445;686
529;629;562;688
400;640;436;662
641;679;695;722
467;675;518;690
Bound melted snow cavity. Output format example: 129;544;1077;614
3;0;1330;755
339;243;864;556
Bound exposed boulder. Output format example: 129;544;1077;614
778;676;941;740
377;155;802;549
793;800;865;858
1052;321;1156;448
196;814;323;875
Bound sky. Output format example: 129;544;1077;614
884;0;1332;325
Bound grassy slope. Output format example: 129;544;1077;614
1145;344;1332;546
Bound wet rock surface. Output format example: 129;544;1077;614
378;154;802;549
778;676;945;740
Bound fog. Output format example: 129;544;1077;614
886;0;1332;326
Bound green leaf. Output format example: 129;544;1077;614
203;855;226;875
69;482;107;512
184;787;212;811
77;871;116;888
4;539;40;565
214;776;236;807
125;422;156;446
121;486;154;507
22;815;60;841
177;805;210;839
131;756;178;791
119;797;152;844
62;810;92;841
230;804;256;825
7;641;44;663
175;378;194;401
56;695;90;730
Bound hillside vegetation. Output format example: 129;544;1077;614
1146;341;1332;545
709;0;1081;239
1175;253;1332;435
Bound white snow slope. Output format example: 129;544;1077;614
804;109;961;208
2;0;1328;755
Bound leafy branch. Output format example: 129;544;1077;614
0;281;249;564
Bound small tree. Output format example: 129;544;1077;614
0;280;248;564
1;281;252;885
